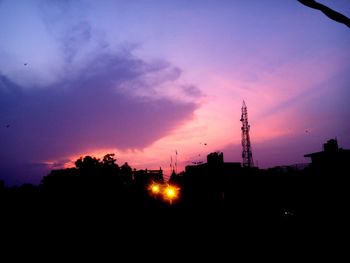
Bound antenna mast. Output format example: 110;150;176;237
240;101;254;168
175;150;178;174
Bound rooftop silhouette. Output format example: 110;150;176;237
304;138;350;176
1;138;349;255
1;139;348;225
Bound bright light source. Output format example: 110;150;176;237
166;188;175;198
147;183;180;204
163;185;180;204
148;182;161;196
151;184;160;194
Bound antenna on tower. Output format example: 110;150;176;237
240;100;254;168
175;150;178;174
170;156;173;172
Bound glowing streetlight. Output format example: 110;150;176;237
151;184;160;194
148;182;162;199
166;188;175;198
163;185;180;204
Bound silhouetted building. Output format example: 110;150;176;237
187;151;241;173
133;168;164;184
206;152;223;165
304;139;350;176
184;152;242;202
186;152;241;176
185;152;242;180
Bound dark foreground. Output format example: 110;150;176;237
1;183;347;260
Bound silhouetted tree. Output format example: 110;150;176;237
75;156;101;176
102;153;117;167
102;153;120;177
120;162;132;184
298;0;350;28
41;167;79;193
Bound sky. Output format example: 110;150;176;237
1;0;350;185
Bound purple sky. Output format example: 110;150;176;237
1;0;350;185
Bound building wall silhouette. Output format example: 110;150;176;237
304;139;350;176
183;152;242;204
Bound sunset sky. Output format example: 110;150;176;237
1;0;350;185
